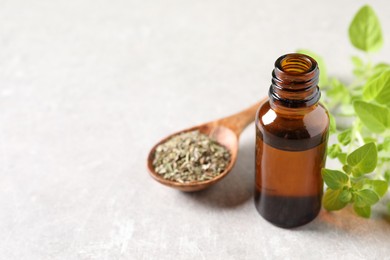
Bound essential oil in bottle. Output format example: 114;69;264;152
255;53;329;228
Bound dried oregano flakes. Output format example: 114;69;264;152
153;130;231;183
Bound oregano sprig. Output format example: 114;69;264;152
299;5;390;218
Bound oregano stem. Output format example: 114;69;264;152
348;119;363;153
355;130;364;146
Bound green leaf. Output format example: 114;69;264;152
367;62;390;79
297;49;328;86
353;68;365;78
323;189;348;211
353;101;390;133
353;189;380;206
353;204;371;218
348;5;383;52
343;164;352;174
347;142;377;177
364;179;388;197
339;189;352;203
338;129;352;146
338;153;347;164
351;55;364;68
328;144;342;158
382;137;390;151
372;63;390;79
385;171;390;183
327;79;351;105
322;169;349;189
363;69;390;105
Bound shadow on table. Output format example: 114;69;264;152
295;202;390;234
182;139;255;208
179;135;390;233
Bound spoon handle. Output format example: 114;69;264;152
217;98;267;136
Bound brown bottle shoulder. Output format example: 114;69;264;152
256;101;329;151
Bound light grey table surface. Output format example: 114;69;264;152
1;0;390;259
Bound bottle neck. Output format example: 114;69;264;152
269;53;320;111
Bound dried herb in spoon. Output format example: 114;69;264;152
153;130;231;183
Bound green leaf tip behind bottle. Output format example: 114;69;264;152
327;144;342;158
349;5;383;52
296;49;328;86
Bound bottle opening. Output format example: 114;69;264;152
270;53;320;108
276;54;316;75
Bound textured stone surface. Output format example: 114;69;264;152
0;0;390;259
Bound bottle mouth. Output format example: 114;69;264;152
275;53;317;75
270;53;320;108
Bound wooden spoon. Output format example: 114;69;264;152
147;99;265;192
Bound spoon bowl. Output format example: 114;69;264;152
147;100;265;192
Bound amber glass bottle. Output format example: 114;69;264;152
255;53;329;228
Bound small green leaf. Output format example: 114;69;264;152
353;68;365;77
353;101;390;133
327;79;351;105
348;5;383;52
338;153;347;164
339;189;352;203
351;55;364;68
322;169;349;189
347;142;377;177
328;144;342;158
364;179;388;197
323;189;348;211
372;63;390;79
338;129;352;146
297;49;328;86
363;69;390;104
385;171;390;183
353;189;380;207
374;63;390;70
343;164;352;174
381;137;390;151
353;204;371;218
